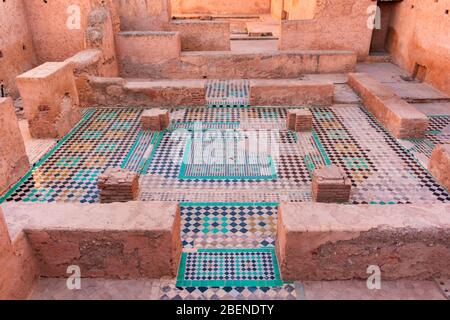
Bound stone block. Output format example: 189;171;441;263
287;109;313;132
98;168;139;203
348;73;429;139
141;109;170;131
0;98;30;196
250;79;334;106
428;144;450;191
312;165;352;203
16;62;81;139
276;202;450;281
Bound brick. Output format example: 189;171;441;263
98;168;139;203
312;165;352;203
141;108;170;131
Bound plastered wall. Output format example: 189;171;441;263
386;0;450;95
0;0;37;98
279;0;374;59
171;0;271;15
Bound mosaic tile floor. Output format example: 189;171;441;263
399;115;450;168
181;203;277;249
3;100;448;300
205;79;250;108
159;283;297;300
3;106;450;204
177;248;283;287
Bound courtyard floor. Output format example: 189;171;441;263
3;64;450;300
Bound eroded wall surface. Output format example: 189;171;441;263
115;0;171;31
171;0;271;15
23;0;93;63
0;0;37;98
386;0;450;95
285;0;317;20
279;0;374;59
0;98;29;195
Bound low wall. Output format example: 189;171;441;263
250;79;334;106
16;62;81;139
85;77;206;107
429;144;450;191
279;0;373;60
120;50;357;79
0;207;39;300
65;49;105;107
277;202;450;281
2;202;182;279
169;21;230;51
116;31;181;66
0;98;29;196
348;73;429;139
115;0;171;31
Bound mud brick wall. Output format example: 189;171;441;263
0;207;39;300
85;77;206;107
16;62;81;139
250;79;334;106
169;21;230;51
0;98;30;196
2;202;183;280
277;203;450;281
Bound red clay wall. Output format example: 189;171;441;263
271;0;284;20
279;0;374;59
0;0;37;98
116;0;171;31
0;208;39;300
23;0;92;62
169;21;230;51
171;0;271;15
284;0;317;20
386;0;450;95
0;98;30;196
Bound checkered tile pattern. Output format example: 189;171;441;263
159;284;297;300
2;106;449;204
4;109;144;203
206;80;250;108
176;248;282;287
180;203;277;249
400;116;450;161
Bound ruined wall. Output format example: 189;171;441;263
386;0;450;95
23;0;92;62
0;0;37;98
171;0;271;15
115;0;171;31
279;0;374;59
169;21;231;51
285;0;317;20
0;98;29;196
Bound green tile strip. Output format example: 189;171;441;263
0;109;96;204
